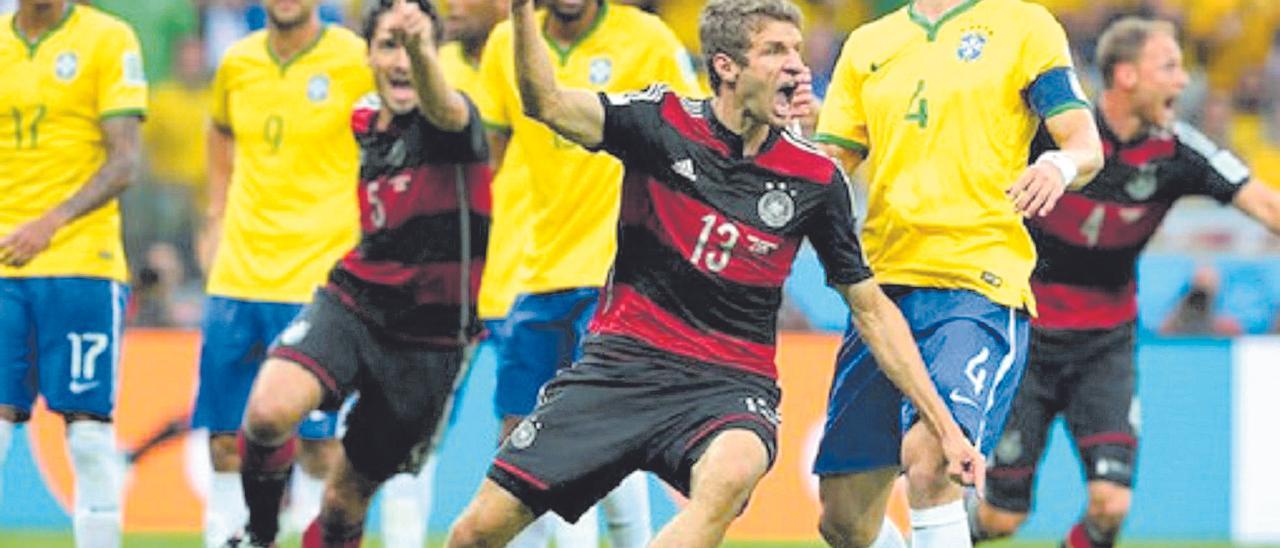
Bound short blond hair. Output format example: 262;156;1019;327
1096;16;1178;88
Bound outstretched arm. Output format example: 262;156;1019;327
390;0;470;132
0;116;141;267
1233;179;1280;232
1008;108;1104;218
510;0;603;147
838;279;986;490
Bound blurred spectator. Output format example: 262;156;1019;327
128;242;204;328
1159;264;1243;336
204;0;251;69
93;0;198;83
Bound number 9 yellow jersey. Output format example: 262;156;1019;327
0;5;146;282
207;26;373;303
816;0;1087;312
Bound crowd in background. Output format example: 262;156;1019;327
5;0;1280;332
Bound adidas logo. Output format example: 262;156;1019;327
672;159;696;182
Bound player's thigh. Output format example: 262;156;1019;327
0;279;36;419
260;296;341;440
817;467;900;533
1064;323;1138;488
494;290;597;418
813;318;905;476
192;297;294;434
985;330;1063;513
30;278;127;419
686;429;769;512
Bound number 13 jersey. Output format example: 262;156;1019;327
588;87;873;379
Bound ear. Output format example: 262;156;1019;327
1115;63;1138;90
712;52;740;88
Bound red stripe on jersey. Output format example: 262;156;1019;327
1030;194;1172;249
352;106;377;135
1076;431;1138;449
1032;280;1137;329
590;284;777;378
660;96;730;157
339;258;483;305
646;180;798;287
754;135;836;184
361;164;492;232
1104;135;1176;167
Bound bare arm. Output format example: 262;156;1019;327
1233;180;1280;232
487;129;510;173
817;143;865;175
0;116;141;267
393;0;470;132
838;278;985;488
198;124;234;273
1008;108;1104;218
1043;107;1104;190
510;0;603;147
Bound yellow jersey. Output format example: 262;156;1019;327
816;0;1085;311
0;5;146;282
207;26;372;303
477;3;702;294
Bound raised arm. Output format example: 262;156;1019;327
838;279;986;488
390;0;470;132
510;0;603;147
1233;180;1280;232
0;116;141;267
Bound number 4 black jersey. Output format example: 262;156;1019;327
1027;112;1249;329
586;85;873;380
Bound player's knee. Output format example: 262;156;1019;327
1086;482;1132;530
0;405;26;423
446;513;505;548
242;398;299;443
817;508;881;548
208;434;242;471
298;438;342;477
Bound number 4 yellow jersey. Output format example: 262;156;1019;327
816;0;1087;311
207;27;373;303
0;5;147;282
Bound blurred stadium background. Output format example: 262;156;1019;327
3;0;1280;545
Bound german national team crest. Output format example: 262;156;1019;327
1125;163;1158;200
279;320;311;346
307;74;330;103
957;28;989;62
510;417;540;449
758;182;797;228
588;57;613;86
54;51;78;81
995;430;1022;463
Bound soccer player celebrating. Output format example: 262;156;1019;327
192;0;373;543
0;2;144;546
969;16;1280;548
475;0;699;543
225;0;490;546
811;0;1105;546
445;0;984;546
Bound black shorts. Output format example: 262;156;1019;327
269;290;466;482
487;336;781;522
987;322;1139;513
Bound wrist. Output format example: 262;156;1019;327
1037;150;1078;189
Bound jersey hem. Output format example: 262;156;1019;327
100;108;147;121
873;271;1035;313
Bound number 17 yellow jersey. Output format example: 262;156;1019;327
816;0;1087;312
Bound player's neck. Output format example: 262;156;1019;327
461;36;486;66
14;0;69;43
269;16;322;65
543;0;600;49
711;96;770;157
1099;92;1144;142
911;0;966;22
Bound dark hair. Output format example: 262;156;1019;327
363;0;444;47
1096;16;1177;88
699;0;803;94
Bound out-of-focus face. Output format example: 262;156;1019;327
368;13;418;115
445;0;505;44
18;0;64;15
546;0;589;23
733;19;805;128
263;0;318;30
1128;32;1188;130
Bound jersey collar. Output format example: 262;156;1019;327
541;0;608;66
11;2;75;58
705;98;781;159
907;0;981;41
267;24;329;74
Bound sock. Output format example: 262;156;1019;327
553;505;598;548
287;467;326;534
302;515;364;548
600;472;651;548
0;420;13;503
506;513;553;548
910;499;971;548
963;487;995;543
380;456;436;548
238;432;297;543
871;516;909;548
1065;519;1117;548
205;471;249;547
67;421;123;548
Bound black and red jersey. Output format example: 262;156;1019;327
586;85;873;379
1028;112;1249;330
325;93;491;345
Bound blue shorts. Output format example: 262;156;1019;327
814;287;1029;475
0;278;128;419
191;296;338;439
493;288;599;418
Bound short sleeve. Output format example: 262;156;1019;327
475;27;512;133
1174;122;1250;204
420;96;489;165
594;85;669;166
814;36;869;157
1019;6;1088;119
96;23;147;119
805;168;874;287
209;58;232;129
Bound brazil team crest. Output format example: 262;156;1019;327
957;27;990;62
758;182;797;228
588;57;613;86
307;74;330;102
54;51;78;81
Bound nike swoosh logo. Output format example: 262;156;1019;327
949;389;980;409
69;381;100;394
870;62;880;72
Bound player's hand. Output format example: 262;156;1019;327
788;67;820;136
941;432;986;492
1007;161;1067;218
196;215;222;275
388;0;435;52
0;216;60;267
